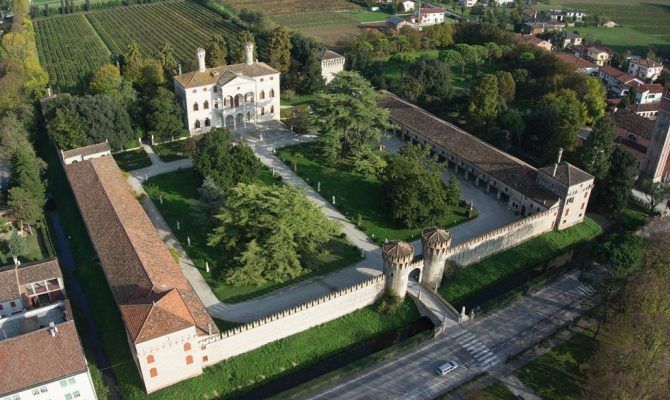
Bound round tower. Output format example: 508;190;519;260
382;240;414;299
420;227;452;290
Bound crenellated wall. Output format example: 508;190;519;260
445;208;558;267
200;275;385;365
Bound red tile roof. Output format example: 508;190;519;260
632;58;662;68
0;258;62;303
637;83;664;94
64;156;217;343
556;53;597;69
420;7;444;14
0;319;88;396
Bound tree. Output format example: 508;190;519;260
389;52;417;81
578;116;614;180
266;26;292;73
192;128;262;190
494;71;515;103
6;230;27;258
423;23;454;48
600;148;638;215
297;52;325;94
139;59;166;92
498;109;525;146
578;76;607;124
208;184;339;286
407;57;452;100
533;89;586;162
383;145;458;228
48;106;87;150
157;43;178;77
284;105;311;134
438;49;462;69
468;74;501;127
8;187;43;230
0;113;32;159
637;177;670;213
122;41;143;82
312;72;389;174
347;40;374;72
232;31;256;64
455;43;476;74
191;176;226;231
89;64;123;96
205;36;227;67
146;88;185;142
596;232;645;284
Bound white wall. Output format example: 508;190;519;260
321;58;345;84
0;297;23;318
1;371;97;400
201;276;385;365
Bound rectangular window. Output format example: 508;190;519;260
203;88;208;91
567;197;574;204
73;391;80;398
60;380;68;388
0;304;3;310
584;192;588;198
67;377;75;385
581;202;585;210
565;208;570;216
65;395;73;400
9;301;15;307
191;89;196;93
32;389;39;395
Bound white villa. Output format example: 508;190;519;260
173;43;280;134
628;58;664;82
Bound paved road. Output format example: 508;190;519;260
298;271;597;400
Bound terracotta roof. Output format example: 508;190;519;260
379;92;559;206
538;162;594;187
174;61;278;89
419;7;444;14
0;319;88;396
421;227;451;248
317;49;344;61
632;58;662;68
637;83;664;94
64;156;217;343
61;141;110;160
382;240;414;262
120;289;195;343
0;258;62;303
556;53;596;69
614;109;655;139
630;102;661;113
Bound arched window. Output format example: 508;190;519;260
246;111;252;121
261;107;265;116
150;368;158;378
203;100;209;110
146;355;155;364
184;343;191;352
204;118;211;127
186;355;193;365
193;102;199;111
270;105;275;114
259;90;265;100
194;120;201;129
269;89;275;98
234;94;243;107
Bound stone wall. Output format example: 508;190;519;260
446;209;558;267
201;275;385;365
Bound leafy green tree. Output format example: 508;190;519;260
534;89;586;162
494;71;515;103
485;42;502;62
208;184;339;286
438;49;462;69
266;26;292;73
157;43;178;77
578;116;614;180
146;88;185;142
205;36;227;67
579;75;607;124
637;177;670;213
191;176;226;231
48;106;87;150
383;145;458;228
601;148;638;215
407;57;452;100
389;52;417;81
192;127;262;190
423;23;454;48
122;41;143;83
8;187;43;230
347;40;374;72
6;230;27;258
498;109;525;146
0;113;32;159
298;52;325;94
468;74;501;128
596;232;645;284
312;72;389;174
89;64;122;95
232;31;256;64
455;43;476;74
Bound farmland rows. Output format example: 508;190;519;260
272;11;359;29
565;2;670;36
34;14;111;91
225;0;358;15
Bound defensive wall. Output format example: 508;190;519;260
200;275;385;365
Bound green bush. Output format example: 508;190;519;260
376;292;402;315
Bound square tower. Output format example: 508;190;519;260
643;83;670;182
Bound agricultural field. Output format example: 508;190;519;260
33;14;111;92
224;0;358;15
33;0;243;92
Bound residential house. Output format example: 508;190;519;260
633;83;664;105
173;43;280;135
548;9;585;23
0;258;97;400
627;102;661;120
556;53;598;74
386;16;413;31
524;21;564;35
459;0;478;7
410;7;445;26
316;49;345;84
602;20;617;28
401;0;415;12
612;108;654;166
628;58;664;81
514;34;552;51
560;32;582;48
598;65;643;96
574;45;612;67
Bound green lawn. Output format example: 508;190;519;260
517;332;597;400
112;149;152;171
619;206;650;231
143;167;361;303
277;141;471;244
439;217;603;307
280;93;316;107
131;300;420;400
482;379;517;400
152;141;189;162
0;230;47;266
353;10;394;23
574;26;670;54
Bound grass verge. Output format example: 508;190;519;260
152;141;189;162
481;379;517;400
112;148;152;171
439;218;603;306
143;167;361;303
516;332;597;400
277;141;470;244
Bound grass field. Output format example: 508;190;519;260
439;217;603;307
481;379;517;399
34;0;243;92
0;230;46;266
112;148;152;171
33;14;111;92
224;0;358;15
143;167;361;302
574;26;670;55
152;141;189;162
517;332;597;400
277;142;471;244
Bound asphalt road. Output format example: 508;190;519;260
299;271;596;400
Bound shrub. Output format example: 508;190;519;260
376;292;402;315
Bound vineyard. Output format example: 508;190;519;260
224;0;358;16
34;0;244;92
564;1;670;36
34;14;111;92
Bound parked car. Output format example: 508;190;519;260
436;360;459;376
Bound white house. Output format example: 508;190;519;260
459;0;477;7
316;49;345;84
410;7;445;26
173;43;280;134
401;0;415;12
634;83;664;105
628;58;664;82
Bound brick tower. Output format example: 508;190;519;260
644;83;670;182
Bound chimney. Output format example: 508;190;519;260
196;48;206;73
178;64;182;75
244;42;254;66
556;147;563;164
49;321;58;337
12;256;20;266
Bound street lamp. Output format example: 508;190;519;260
529;327;537;346
465;363;471;380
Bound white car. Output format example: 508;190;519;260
436;360;459;376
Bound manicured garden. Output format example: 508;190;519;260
143;167;361;302
153;140;189;162
277;142;470;244
0;230;47;266
439;217;603;307
112;148;152;171
517;332;597;400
